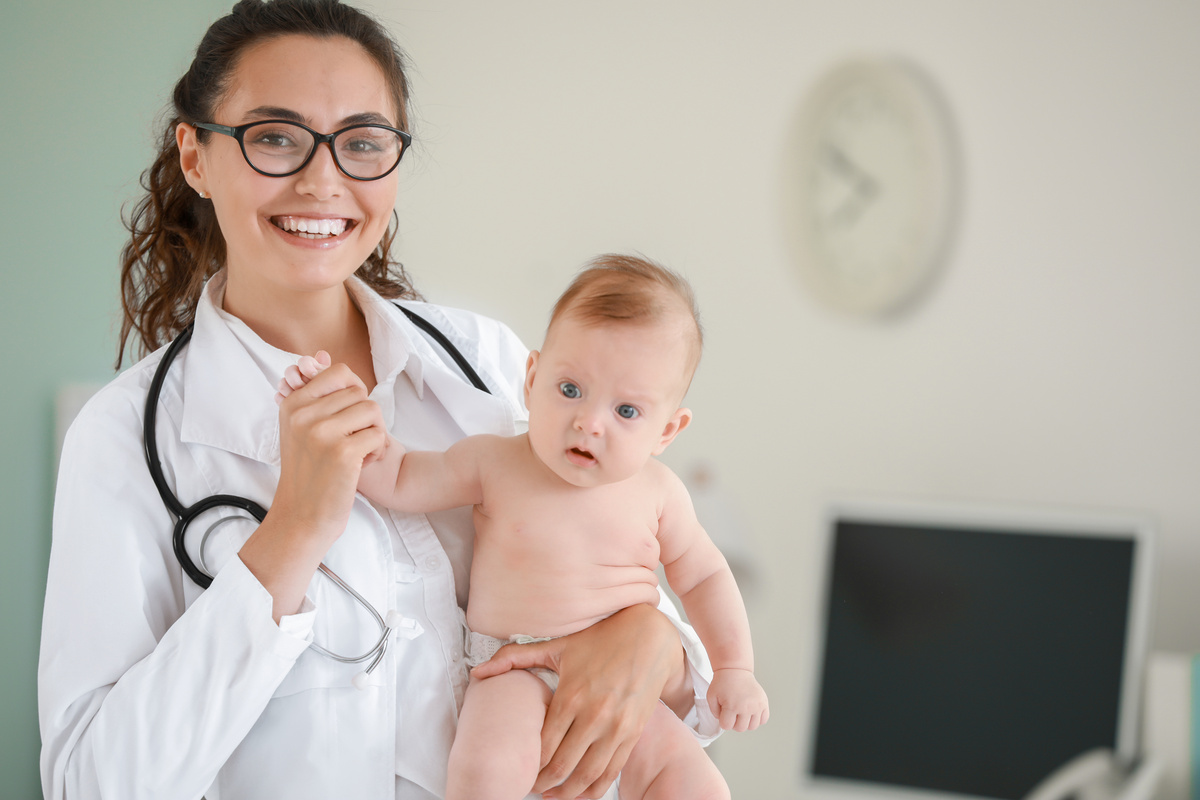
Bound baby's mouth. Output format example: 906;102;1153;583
271;216;353;240
569;447;596;463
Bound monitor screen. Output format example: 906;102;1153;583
804;502;1154;800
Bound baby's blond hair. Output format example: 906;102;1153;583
548;254;703;385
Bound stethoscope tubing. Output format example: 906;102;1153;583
144;325;270;589
142;304;491;673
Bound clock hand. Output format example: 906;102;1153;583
823;144;877;188
822;144;879;226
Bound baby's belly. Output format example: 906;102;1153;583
465;548;662;639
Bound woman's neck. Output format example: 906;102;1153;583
221;276;378;393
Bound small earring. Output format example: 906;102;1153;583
198;190;208;199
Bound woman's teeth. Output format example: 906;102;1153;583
273;216;349;238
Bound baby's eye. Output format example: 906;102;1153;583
616;404;639;419
559;382;581;399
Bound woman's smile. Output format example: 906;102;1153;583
267;214;359;248
270;215;352;239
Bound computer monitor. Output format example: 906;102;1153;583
802;500;1155;800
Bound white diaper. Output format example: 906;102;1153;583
465;631;560;691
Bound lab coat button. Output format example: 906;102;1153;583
424;555;440;571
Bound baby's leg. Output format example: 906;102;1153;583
618;702;729;800
446;670;553;800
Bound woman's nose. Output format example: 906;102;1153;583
294;142;344;199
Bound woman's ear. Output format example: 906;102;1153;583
523;350;540;406
176;123;207;195
652;407;693;456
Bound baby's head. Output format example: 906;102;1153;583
525;254;703;488
547;254;703;389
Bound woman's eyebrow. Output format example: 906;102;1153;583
244;105;305;122
243;106;395;128
340;111;395;127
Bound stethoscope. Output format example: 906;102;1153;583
143;304;491;686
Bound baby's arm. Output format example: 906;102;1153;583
277;353;486;513
656;469;769;732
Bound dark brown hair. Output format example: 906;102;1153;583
549;253;704;379
117;0;417;366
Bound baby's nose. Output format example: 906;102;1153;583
574;406;604;435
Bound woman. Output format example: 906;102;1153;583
37;2;717;799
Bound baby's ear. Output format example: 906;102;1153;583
652;407;692;455
523;350;540;405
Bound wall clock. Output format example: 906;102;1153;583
784;58;959;317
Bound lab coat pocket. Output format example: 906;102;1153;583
271;644;360;697
276;547;402;697
271;571;390;696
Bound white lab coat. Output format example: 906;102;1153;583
39;273;717;800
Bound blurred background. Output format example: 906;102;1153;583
2;1;1197;797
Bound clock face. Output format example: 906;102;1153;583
787;60;957;316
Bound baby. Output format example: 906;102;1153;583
280;254;767;800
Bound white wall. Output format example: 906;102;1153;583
365;2;1200;796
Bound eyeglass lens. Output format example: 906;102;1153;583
241;122;404;179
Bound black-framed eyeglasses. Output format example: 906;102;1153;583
194;119;412;181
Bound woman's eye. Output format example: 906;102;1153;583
616;405;639;419
559;382;581;399
251;130;298;149
343;136;383;154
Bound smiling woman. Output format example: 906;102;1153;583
38;2;717;799
175;35;405;362
116;1;416;369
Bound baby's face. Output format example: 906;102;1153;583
524;315;692;488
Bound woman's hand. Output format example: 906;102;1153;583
241;361;387;621
273;361;386;537
470;603;688;800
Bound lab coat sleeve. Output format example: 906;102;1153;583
38;374;312;800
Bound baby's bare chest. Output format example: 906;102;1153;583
478;479;663;570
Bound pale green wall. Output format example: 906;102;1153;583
0;1;228;794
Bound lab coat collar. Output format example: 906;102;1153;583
344;279;519;440
351;281;520;440
179;273;285;465
387;301;520;439
349;280;424;405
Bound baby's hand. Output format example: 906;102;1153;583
707;668;769;732
274;350;389;466
274;351;332;405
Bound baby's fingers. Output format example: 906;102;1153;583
275;375;297;405
718;703;740;731
745;708;769;731
282;364;307;391
298;350;331;379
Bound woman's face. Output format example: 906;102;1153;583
179;34;401;306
